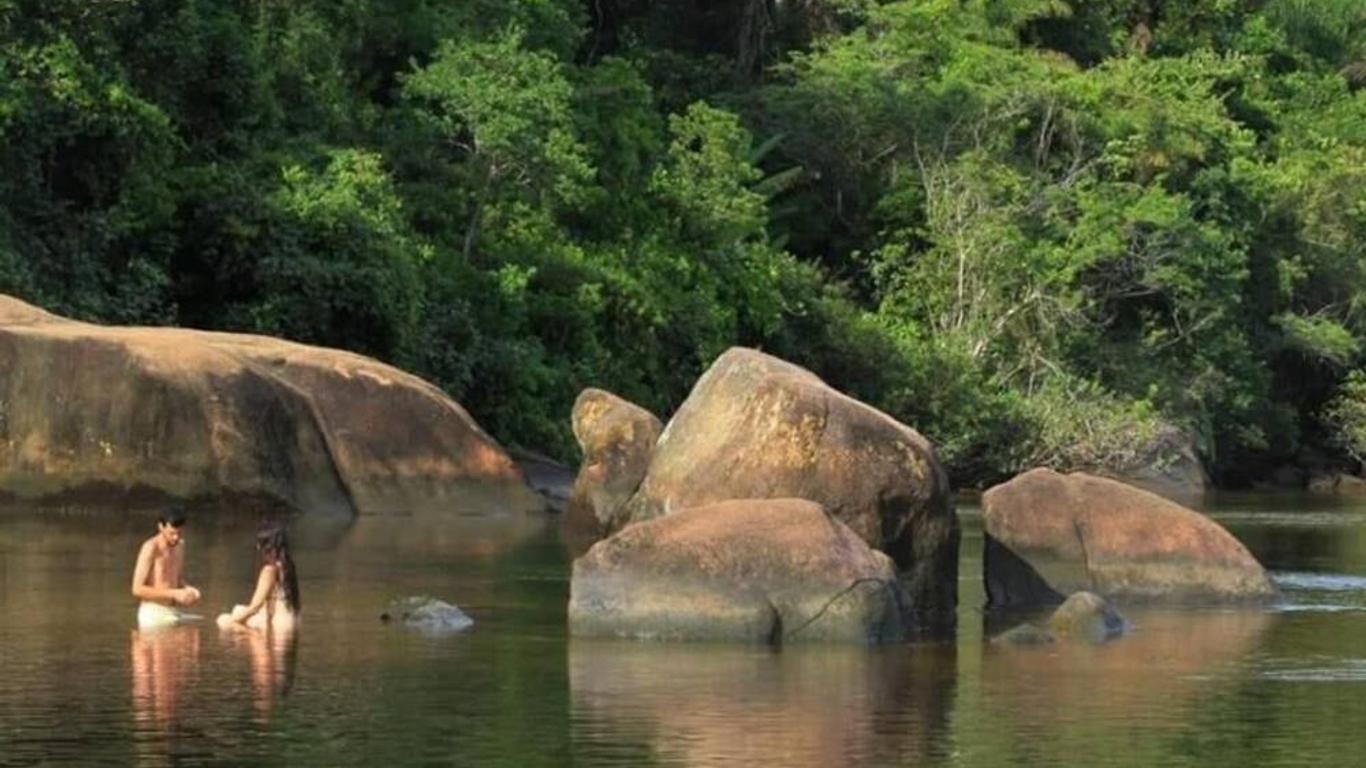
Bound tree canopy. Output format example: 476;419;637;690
1;0;1362;486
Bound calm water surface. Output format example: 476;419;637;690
3;493;1366;767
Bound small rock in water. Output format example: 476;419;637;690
382;596;474;633
991;591;1127;646
1048;591;1126;642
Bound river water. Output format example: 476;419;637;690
3;493;1366;767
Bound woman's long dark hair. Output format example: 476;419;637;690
256;522;301;613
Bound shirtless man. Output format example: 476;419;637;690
131;511;202;628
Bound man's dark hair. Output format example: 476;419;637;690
158;507;188;528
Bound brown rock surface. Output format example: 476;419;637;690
0;294;541;515
619;347;958;626
566;389;661;534
983;468;1274;606
569;498;908;643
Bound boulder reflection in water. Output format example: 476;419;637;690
980;609;1272;728
568;640;956;767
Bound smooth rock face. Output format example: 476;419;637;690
567;389;662;534
569;498;908;643
0;294;541;515
619;347;959;626
983;468;1275;607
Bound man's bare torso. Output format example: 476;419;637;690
139;537;184;601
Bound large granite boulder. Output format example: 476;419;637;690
0;294;541;515
569;498;908;643
983;468;1274;607
566;389;662;534
619;347;959;626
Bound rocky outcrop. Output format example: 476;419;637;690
618;347;959;626
983;468;1274;607
569;498;908;643
1099;426;1208;505
0;294;542;515
566;389;662;534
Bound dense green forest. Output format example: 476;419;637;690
1;0;1363;487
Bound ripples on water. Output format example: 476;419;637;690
4;495;1366;766
1211;511;1366;527
1274;572;1366;592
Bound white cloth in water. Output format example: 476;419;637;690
137;601;185;628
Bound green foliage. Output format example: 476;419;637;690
0;0;1363;486
250;148;424;361
1018;376;1165;472
1325;371;1366;466
1275;313;1360;367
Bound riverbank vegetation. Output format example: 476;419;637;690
1;0;1362;487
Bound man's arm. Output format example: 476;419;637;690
130;542;183;605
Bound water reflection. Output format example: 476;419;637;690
569;640;956;767
129;625;201;767
1209;494;1366;574
979;609;1272;728
218;625;299;719
327;512;553;561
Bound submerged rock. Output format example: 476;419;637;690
0;294;541;515
381;597;474;633
618;347;959;629
566;389;662;535
992;591;1126;646
992;623;1057;646
1048;591;1126;642
569;498;908;644
983;468;1275;607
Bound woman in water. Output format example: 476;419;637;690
217;523;300;631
